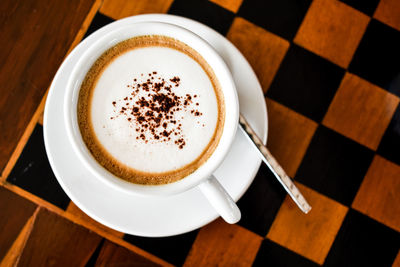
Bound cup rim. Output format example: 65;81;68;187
64;21;239;196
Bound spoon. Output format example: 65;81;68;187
238;114;312;214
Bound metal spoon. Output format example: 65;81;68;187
239;114;312;214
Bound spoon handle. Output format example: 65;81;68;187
239;114;312;214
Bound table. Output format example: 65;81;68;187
0;0;399;266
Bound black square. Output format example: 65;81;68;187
295;125;374;206
324;209;400;267
237;0;312;40
83;12;114;40
267;45;345;122
349;19;400;97
7;125;70;210
123;230;198;266
237;164;286;236
377;103;400;165
338;0;380;16
253;239;319;267
168;0;234;35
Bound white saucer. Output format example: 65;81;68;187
44;14;268;237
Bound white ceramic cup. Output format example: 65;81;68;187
64;22;240;224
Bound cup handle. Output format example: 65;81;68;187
198;174;241;224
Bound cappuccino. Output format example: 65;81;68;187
77;35;224;185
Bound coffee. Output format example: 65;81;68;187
77;35;225;185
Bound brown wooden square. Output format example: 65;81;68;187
294;0;369;68
95;240;161;266
266;98;318;177
0;0;96;171
1;208;39;266
184;218;263;266
209;0;243;13
17;208;102;266
374;0;400;31
227;17;290;93
67;202;124;238
267;183;348;265
352;155;400;232
0;187;36;261
100;0;173;19
323;73;399;150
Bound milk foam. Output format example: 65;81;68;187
90;46;219;173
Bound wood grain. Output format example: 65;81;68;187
184;218;263;266
323;73;399;150
68;0;103;53
267;183;348;265
0;91;47;183
67;202;124;238
2;182;66;215
265;98;318;177
17;208;102;266
2;183;171;266
99;235;173;267
227;17;289;93
1;0;101;181
294;0;369;68
0;0;95;172
0;208;38;266
374;0;400;31
95;240;162;267
0;186;37;261
352;155;400;232
100;0;173;19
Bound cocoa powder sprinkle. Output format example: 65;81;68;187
110;72;203;149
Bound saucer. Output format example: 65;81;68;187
43;14;268;237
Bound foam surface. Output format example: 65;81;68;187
90;46;219;173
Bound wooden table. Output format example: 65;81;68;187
1;0;399;266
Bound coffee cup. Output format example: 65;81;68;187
64;22;240;223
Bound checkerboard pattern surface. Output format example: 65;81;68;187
1;0;399;266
